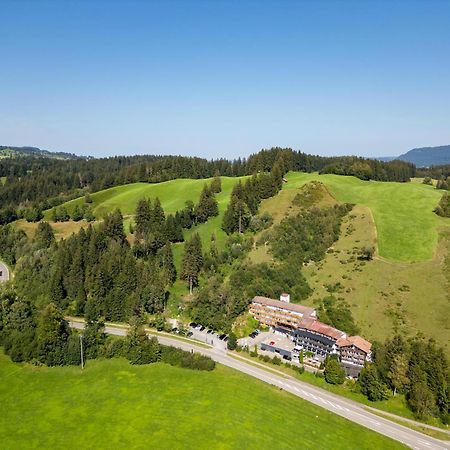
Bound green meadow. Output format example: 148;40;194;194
43;172;447;263
283;172;448;262
0;354;403;449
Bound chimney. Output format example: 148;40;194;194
280;293;290;303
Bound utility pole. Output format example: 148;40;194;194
80;334;84;370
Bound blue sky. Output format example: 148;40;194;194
1;0;449;158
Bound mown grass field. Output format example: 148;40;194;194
0;354;403;449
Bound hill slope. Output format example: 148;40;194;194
37;172;448;262
398;145;450;167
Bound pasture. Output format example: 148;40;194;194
284;173;448;262
0;354;403;449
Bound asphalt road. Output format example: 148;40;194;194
0;261;9;283
69;320;449;450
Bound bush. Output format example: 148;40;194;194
99;337;126;358
272;356;282;365
160;345;215;371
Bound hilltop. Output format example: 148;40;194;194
0;146;84;160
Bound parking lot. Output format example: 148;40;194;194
186;323;228;351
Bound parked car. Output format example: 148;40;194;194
207;329;213;334
190;322;197;328
171;327;178;333
199;326;205;331
187;331;193;337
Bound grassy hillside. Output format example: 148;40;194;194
249;176;450;354
36;172;447;263
0;354;403;449
284;173;448;262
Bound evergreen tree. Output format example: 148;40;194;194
34;221;55;249
101;209;127;244
227;332;237;350
37;303;70;366
151;197;166;231
1;296;37;362
135;199;152;238
181;233;203;294
324;357;346;384
195;184;218;223
165;215;184;242
84;207;95;222
222;194;251;234
161;242;177;285
71;205;83;221
359;365;391;401
210;172;222;193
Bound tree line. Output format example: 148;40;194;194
0;147;416;226
0;291;214;371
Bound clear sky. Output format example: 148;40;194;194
1;0;449;158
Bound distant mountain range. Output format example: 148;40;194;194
378;145;450;167
0;146;84;160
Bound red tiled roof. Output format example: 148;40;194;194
297;317;347;340
251;296;316;317
337;336;372;354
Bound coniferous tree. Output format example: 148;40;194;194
161;242;177;285
151;197;166;231
195;184;218;223
37;303;70;366
165;215;184;242
181;233;203;294
71;205;83;221
210;172;222;193
135;199;152;238
34;221;55;249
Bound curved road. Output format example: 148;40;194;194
69;319;449;450
0;261;10;283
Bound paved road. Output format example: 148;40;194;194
69;320;449;450
0;261;9;282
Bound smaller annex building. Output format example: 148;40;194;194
249;295;371;376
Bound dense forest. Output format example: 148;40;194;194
0;147;416;225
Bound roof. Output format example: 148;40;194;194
337;336;372;354
252;296;316;317
296;317;347;341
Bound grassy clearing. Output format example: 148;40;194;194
0;354;404;449
14;218;98;240
283;172;448;262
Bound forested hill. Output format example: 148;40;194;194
379;145;450;167
0;147;416;225
397;145;450;167
0;146;83;160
